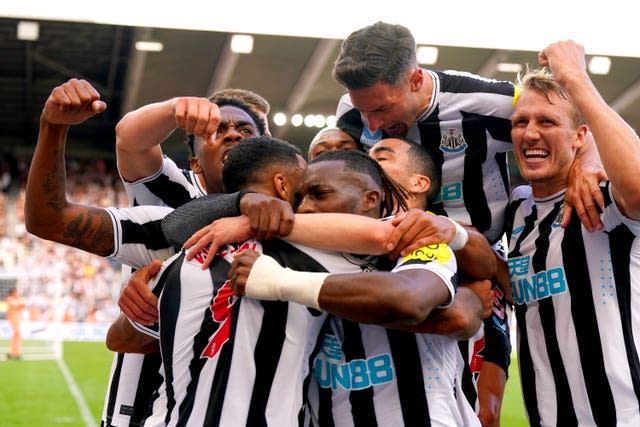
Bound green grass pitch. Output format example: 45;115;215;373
0;341;528;426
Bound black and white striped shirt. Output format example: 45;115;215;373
507;183;640;426
306;244;480;426
337;69;516;244
102;157;201;427
138;239;365;427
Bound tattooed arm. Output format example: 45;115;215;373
24;78;117;256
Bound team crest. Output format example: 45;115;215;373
439;128;467;153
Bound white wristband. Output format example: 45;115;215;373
441;216;469;251
244;254;329;309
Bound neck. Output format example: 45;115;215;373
417;68;434;117
407;193;427;211
531;178;568;199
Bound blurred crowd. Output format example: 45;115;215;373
0;156;127;323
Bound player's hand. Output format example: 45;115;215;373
228;249;261;296
42;78;106;125
538;40;587;88
118;260;161;325
563;159;607;231
385;209;455;259
171;97;221;140
183;216;252;269
459;278;493;319
239;193;295;240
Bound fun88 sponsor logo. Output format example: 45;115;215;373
313;334;395;391
508;256;567;305
434;182;463;203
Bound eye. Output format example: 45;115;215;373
239;126;256;135
512;118;527;127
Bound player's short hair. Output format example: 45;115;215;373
333;21;418;89
210;88;270;115
222;137;301;193
516;67;585;128
312;149;409;216
389;136;441;205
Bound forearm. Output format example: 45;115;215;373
106;314;159;354
161;192;243;247
319;270;450;328
285;213;393;255
455;228;496;280
567;76;640;213
25;119;115;256
115;99;177;182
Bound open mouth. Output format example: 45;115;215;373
524;149;549;160
221;149;231;164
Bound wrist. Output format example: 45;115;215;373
237;190;257;214
244;255;328;309
441;216;469;250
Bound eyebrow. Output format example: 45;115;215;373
370;145;396;156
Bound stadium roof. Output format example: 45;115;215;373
2;3;640;159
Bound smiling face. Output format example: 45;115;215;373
347;69;425;137
511;89;587;198
191;104;260;193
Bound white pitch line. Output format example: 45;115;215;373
56;358;99;427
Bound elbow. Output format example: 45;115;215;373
387;291;438;326
451;314;482;340
105;329;123;353
24;211;49;240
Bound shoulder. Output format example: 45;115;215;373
439;70;515;96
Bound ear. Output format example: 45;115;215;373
189;156;203;174
361;189;382;213
272;172;290;201
572;124;589;149
410;68;423;92
411;173;431;196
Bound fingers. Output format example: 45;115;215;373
173;97;220;139
228;250;260;294
386;214;418;257
118;264;160;325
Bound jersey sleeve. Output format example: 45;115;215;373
121;156;202;208
105;205;176;268
161;192;244;248
392;243;458;308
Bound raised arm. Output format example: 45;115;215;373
115;97;221;182
24;78;116;256
542;40;640;220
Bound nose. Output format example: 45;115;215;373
521;121;542;141
296;197;317;214
221;126;245;144
365;115;383;133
